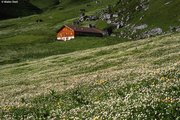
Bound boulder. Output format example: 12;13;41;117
113;14;118;18
170;26;180;32
134;24;148;30
143;28;163;37
165;1;171;5
176;28;180;32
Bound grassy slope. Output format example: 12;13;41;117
114;0;180;30
141;0;180;30
29;0;59;10
0;36;126;65
0;33;180;119
0;0;119;65
0;0;180;119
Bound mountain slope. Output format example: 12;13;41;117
97;0;180;39
0;33;180;119
0;0;180;119
29;0;59;10
113;0;180;28
0;0;120;65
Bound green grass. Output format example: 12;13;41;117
141;0;180;30
113;0;180;36
0;0;180;119
0;0;120;65
95;20;111;29
30;0;59;10
0;36;128;65
0;33;179;119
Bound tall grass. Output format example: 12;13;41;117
0;33;179;119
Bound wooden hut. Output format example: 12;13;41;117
57;25;103;41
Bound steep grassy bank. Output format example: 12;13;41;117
0;0;180;119
111;0;180;39
0;33;179;119
29;0;59;10
0;36;127;65
113;0;180;28
0;0;119;65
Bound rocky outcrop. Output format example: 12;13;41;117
134;24;148;30
144;28;163;36
170;26;180;32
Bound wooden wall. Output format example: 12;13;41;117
57;27;74;38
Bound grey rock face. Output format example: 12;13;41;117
134;24;148;30
113;14;118;18
103;13;111;20
176;28;180;32
164;1;172;5
170;26;180;32
147;28;163;35
142;28;163;38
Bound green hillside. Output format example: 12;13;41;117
0;0;119;65
140;0;180;29
113;0;180;28
0;0;180;119
29;0;59;10
0;33;179;119
111;0;180;38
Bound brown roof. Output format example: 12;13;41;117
58;25;104;34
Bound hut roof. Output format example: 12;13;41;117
57;25;103;34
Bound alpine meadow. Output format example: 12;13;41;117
0;0;180;119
